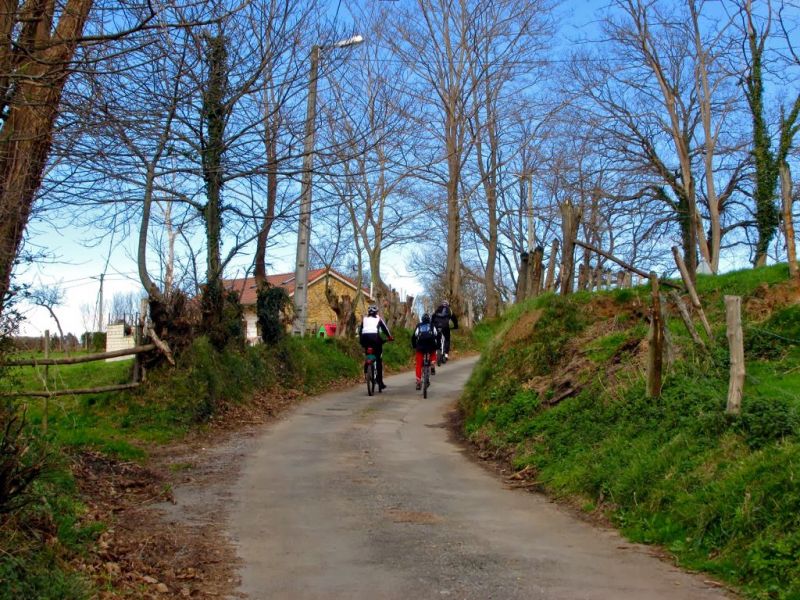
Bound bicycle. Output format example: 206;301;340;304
437;333;447;366
363;338;392;396
421;350;433;398
364;346;378;396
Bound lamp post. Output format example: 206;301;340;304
292;35;363;336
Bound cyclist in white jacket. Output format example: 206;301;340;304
358;305;393;390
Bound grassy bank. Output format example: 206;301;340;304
0;331;415;598
461;265;800;599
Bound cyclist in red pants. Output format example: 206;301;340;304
411;313;439;390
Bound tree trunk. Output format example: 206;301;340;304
578;259;590;291
0;0;94;318
544;239;559;293
516;252;529;303
745;7;781;269
445;144;462;314
677;193;699;283
689;0;721;273
325;281;356;338
559;202;582;295
484;195;499;317
255;117;279;287
781;161;798;279
528;246;544;299
200;33;229;340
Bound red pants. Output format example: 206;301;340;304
415;350;437;381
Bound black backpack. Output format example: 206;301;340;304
416;322;437;348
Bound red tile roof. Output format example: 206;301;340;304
223;268;372;306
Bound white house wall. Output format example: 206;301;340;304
106;323;135;362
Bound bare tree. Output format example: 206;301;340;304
462;1;554;316
108;291;143;324
385;0;479;315
320;5;423;321
571;0;747;279
27;286;66;349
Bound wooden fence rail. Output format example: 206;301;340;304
0;343;156;399
0;344;156;367
7;383;143;398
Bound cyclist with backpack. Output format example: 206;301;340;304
411;313;439;390
432;300;458;360
359;304;393;391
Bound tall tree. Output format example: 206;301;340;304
0;0;95;318
740;0;800;268
320;5;422;319
571;0;746;279
385;0;478;315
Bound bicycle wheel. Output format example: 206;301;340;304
436;343;442;366
366;362;375;396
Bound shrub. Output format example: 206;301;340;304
738;395;800;448
200;283;245;350
0;403;48;516
257;284;291;345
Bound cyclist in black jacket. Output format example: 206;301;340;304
431;300;458;360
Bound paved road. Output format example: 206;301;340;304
230;357;733;600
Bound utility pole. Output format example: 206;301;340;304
96;272;105;333
526;173;535;251
519;173;535;251
292;45;320;336
292;35;363;336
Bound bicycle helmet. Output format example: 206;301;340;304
421;313;431;323
368;304;378;316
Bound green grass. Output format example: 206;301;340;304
0;355;132;395
0;447;99;600
0;330;418;598
462;264;800;599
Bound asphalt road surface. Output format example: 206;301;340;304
229;356;733;600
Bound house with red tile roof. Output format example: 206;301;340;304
224;268;374;342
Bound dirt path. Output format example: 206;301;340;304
226;357;734;600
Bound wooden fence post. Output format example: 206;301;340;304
647;273;664;398
43;329;50;433
671;246;714;341
658;293;675;367
669;290;707;350
725;295;745;415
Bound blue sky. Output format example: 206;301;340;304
14;0;797;336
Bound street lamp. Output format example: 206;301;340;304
292;34;364;336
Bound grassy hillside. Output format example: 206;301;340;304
461;264;800;600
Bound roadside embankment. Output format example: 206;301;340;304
460;264;800;600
